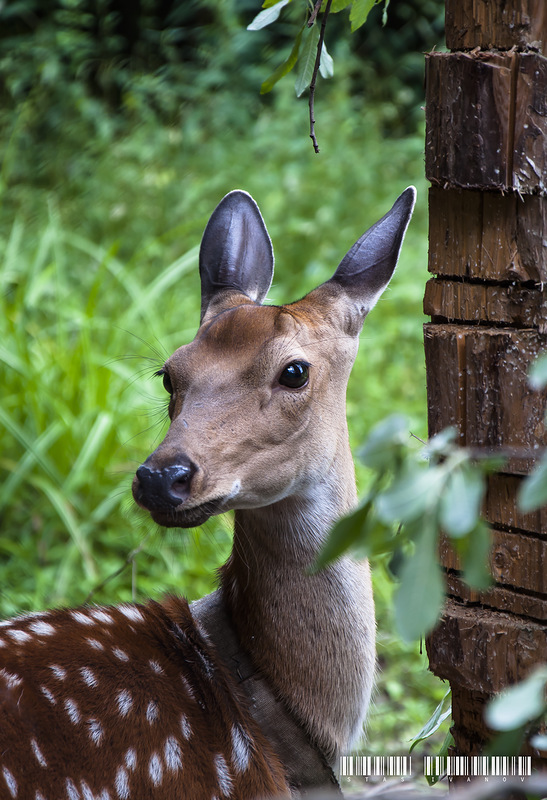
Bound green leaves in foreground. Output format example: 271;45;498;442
316;416;497;643
247;0;384;96
518;353;547;512
484;666;547;758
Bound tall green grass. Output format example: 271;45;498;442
0;79;444;755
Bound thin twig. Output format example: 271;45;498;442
309;0;332;154
83;531;153;604
307;0;323;27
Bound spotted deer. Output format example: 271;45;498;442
0;187;415;800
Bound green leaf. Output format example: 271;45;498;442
0;405;63;488
440;466;485;538
518;452;547;513
294;25;320;97
529;352;547;390
323;0;352;11
409;689;451;753
394;518;444;642
357;414;408;470
376;466;446;525
319;42;334;79
349;0;376;32
530;733;547;751
461;520;492;590
30;476;97;581
63;411;113;494
485;727;527;758
485;666;547;732
423;427;457;460
247;0;291;31
426;728;455;785
0;420;64;511
350;516;396;560
314;496;373;570
260;27;303;94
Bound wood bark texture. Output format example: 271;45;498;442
425;0;547;761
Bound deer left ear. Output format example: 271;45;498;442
327;186;416;325
199;190;274;322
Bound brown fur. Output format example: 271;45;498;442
0;599;289;799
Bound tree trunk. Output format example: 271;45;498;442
424;0;547;761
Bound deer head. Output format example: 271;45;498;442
132;187;416;535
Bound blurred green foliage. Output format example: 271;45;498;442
0;0;447;759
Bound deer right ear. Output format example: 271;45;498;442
199;190;274;323
324;187;416;331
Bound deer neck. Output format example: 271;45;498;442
220;437;376;762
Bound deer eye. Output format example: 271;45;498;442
156;369;173;395
278;361;309;389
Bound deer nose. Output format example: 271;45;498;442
135;458;197;509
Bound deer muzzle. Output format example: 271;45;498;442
133;457;197;512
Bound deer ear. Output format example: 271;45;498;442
199;190;274;322
327;186;416;326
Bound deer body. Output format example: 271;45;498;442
0;188;415;800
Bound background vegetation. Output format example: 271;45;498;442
0;0;446;763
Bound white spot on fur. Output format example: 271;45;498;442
80;667;98;688
125;748;137;771
112;647;129;662
87;718;104;745
117;689;133;717
90;609;114;624
40;685;56;705
148;753;163;787
80;780;94;800
65;778;79;800
0;669;22;690
98;791;111;800
0;638;5;647
180;713;192;740
31;738;47;767
6;628;31;643
146;699;159;724
214;754;233;797
118;605;144;623
86;638;104;650
65;698;81;724
180;675;195;699
50;664;67;680
28;621;56;636
2;766;17;798
35;792;47;800
231;724;252;773
115;767;129;800
71;610;94;626
164;736;182;772
227;478;241;499
149;660;163;674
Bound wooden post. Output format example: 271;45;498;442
424;1;547;757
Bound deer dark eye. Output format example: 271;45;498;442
278;361;309;389
156;369;173;395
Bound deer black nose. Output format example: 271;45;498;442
135;458;197;510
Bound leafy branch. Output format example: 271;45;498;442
315;354;547;644
247;0;389;151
